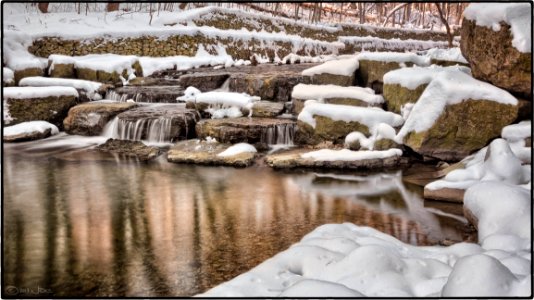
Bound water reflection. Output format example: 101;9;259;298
3;139;472;297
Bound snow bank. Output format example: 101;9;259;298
217;143;257;157
425;139;529;191
501;121;531;142
3;31;48;71
302;57;359;76
383;65;471;90
298;101;404;130
201;222;530;297
356;51;430;66
463;3;531;53
301;148;402;161
395;70;517;141
3;86;79;99
19;77;102;100
3;121;59;137
292;84;383;105
425;47;468;64
340;36;455;52
3;68;15;84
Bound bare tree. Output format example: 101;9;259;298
382;3;408;27
436;3;453;48
38;2;49;13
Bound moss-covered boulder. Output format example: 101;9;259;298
383;83;428;114
251;101;284;117
167;139;256;167
296;117;370;146
460;18;531;98
403;100;518;161
305;73;354;86
63;101;137;135
3;87;78;129
195;117;296;150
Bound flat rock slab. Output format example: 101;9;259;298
167;139;256;167
127;77;181;86
64;101;137;136
112;85;184;103
424;187;465;203
3;128;53;143
195;117;296;149
115;104;199;141
178;72;230;92
251;101;285;117
265;149;407;170
96;138;161;161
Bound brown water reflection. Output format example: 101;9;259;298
3;142;472;297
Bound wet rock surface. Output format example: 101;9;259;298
167;139;256;167
96;138;161;161
424;187;466;203
63;101;137;136
195;117;296;149
111;85;185;103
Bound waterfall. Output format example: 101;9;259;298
261;123;296;146
105;90;129;102
102;116;176;143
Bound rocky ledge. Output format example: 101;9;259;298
167;139;256;167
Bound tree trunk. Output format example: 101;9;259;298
179;3;187;10
436;3;453;48
106;2;119;12
38;2;49;13
359;3;365;24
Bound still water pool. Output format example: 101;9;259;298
3;135;472;297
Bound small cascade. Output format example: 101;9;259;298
105;90;129;102
103;116;176;143
261;123;296;146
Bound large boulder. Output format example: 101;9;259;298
229;71;310;102
296;101;404;146
355;52;430;93
195;117;296;149
3;86;79;129
167;139;256;167
63;101;137;135
460;4;531;98
397;70;519;161
382;65;471;114
251;101;285;118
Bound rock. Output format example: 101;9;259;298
404;100;518;161
13;67;44;85
76;61;143;83
424;187;465;203
111;85;185;103
178;72;230;92
4;93;77;129
195;117;296;150
96;138;161;161
430;59;469;67
265;149;407;170
373;138;402;150
296;117;370;146
63;101;137;135
383;83;428;114
3;128;52;142
460;19;531;98
229;72;310;102
115;104;199;142
357;60;417;94
49;63;75;78
127;77;181;86
516;98;532;122
167;139;256;167
305;73;354;86
251;101;284;117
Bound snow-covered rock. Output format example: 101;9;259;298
19;76;105;101
301;57;359;86
3;121;59;142
168;139;256;167
3;67;15;86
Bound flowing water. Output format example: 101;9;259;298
2;137;474;297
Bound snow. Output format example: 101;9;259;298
3;68;15;84
301;57;359;77
301;148;402;161
501;121;531;142
395;70;517;141
345;123;398;150
425;139;529;191
178;87;259;110
18;77;102;100
206;107;243;119
424;47;468;64
355;51;430;66
298;101;404;130
73;54;138;75
217;143;257;157
463;3;531;53
383;65;471;90
3;86;79;99
3;121;59;137
281;53;336;64
292;84;383;105
3;31;48;71
340;36;456;52
201;222;530;297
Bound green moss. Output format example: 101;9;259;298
383;83;428;114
